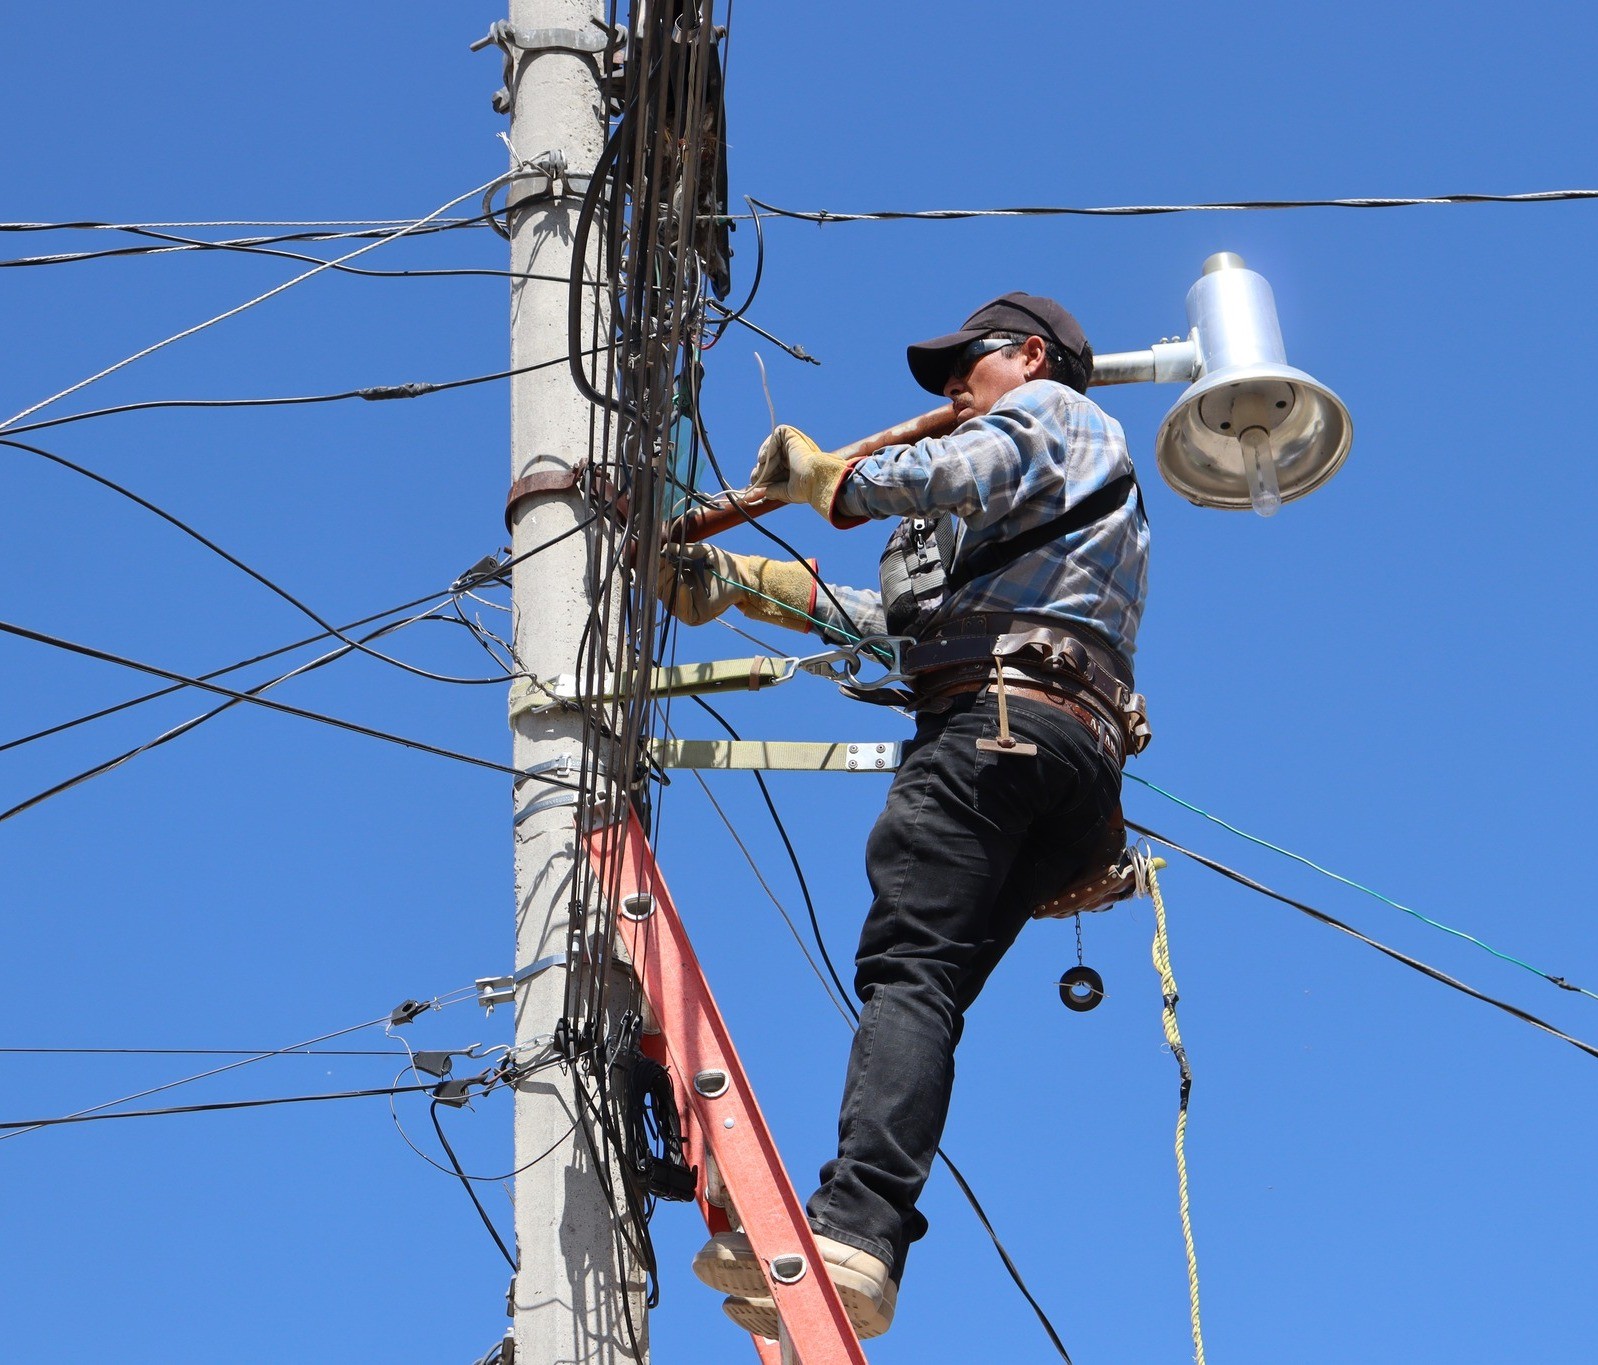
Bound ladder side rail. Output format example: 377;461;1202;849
590;813;869;1365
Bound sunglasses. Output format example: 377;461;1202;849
949;334;1023;383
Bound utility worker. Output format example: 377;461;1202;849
660;292;1151;1340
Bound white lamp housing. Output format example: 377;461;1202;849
1090;253;1353;515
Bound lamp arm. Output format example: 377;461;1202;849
1089;338;1201;387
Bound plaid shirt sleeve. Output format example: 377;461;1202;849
809;581;885;646
825;380;1150;660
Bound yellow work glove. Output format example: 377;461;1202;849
748;425;855;525
658;544;818;633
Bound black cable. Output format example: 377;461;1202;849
430;1099;518;1270
690;697;855;1015
683;361;870;641
54;222;569;283
703;302;819;365
937;1148;1074;1364
743;186;1598;225
566;122;630;413
1;348;603;437
0;1082;439;1129
702;195;765;339
0;1047;410;1057
0;610;473;825
0;215;492;269
0;618;561;790
1126;820;1598;1065
2;438;507;685
1;590;451;756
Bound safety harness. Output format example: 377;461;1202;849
880;471;1152;922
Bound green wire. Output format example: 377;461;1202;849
1125;772;1596;1002
706;568;893;662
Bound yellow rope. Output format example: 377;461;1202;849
1147;858;1207;1365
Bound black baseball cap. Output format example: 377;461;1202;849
906;292;1091;395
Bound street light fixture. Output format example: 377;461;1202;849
1091;253;1353;516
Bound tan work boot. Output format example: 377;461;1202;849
693;1231;898;1339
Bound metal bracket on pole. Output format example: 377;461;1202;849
651;738;903;773
476;953;566;1016
511;658;791;719
471;19;624;114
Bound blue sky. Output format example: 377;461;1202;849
4;2;1597;1361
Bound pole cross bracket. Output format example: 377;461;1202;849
650;738;903;773
470;19;624;115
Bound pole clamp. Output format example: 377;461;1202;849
470;19;625;114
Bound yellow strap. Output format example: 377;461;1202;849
1148;859;1207;1365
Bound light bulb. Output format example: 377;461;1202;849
1239;426;1281;517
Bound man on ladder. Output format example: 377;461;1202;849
661;292;1152;1340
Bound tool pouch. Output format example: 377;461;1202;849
991;629;1153;759
1030;805;1140;919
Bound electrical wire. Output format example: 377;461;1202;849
2;437;512;686
0;221;574;284
0;172;518;431
690;698;856;1013
1126;820;1598;1065
432;1098;518;1270
1;349;605;438
0;606;472;825
1125;772;1597;1001
0;1083;442;1130
684;360;870;640
2;590;453;756
0;996;472;1143
0;217;486;232
0;617;564;789
0;1047;413;1057
689;694;1075;1361
738;186;1598;225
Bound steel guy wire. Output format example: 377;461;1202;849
1126;820;1598;1065
1124;772;1598;1001
0;618;567;790
0;171;522;432
0;998;467;1142
735;186;1598;225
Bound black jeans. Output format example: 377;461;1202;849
805;689;1122;1279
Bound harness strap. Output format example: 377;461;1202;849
945;471;1140;595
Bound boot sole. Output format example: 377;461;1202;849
692;1245;770;1299
721;1275;895;1342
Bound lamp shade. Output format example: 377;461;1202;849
1153;253;1353;512
1155;362;1352;510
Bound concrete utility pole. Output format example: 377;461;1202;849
505;0;644;1360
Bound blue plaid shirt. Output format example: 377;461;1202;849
812;380;1150;661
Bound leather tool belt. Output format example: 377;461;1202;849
904;614;1152;760
1030;805;1140;920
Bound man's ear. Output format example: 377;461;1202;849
1022;334;1050;380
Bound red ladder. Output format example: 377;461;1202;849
588;810;870;1365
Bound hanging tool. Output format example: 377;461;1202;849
666;405;959;544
